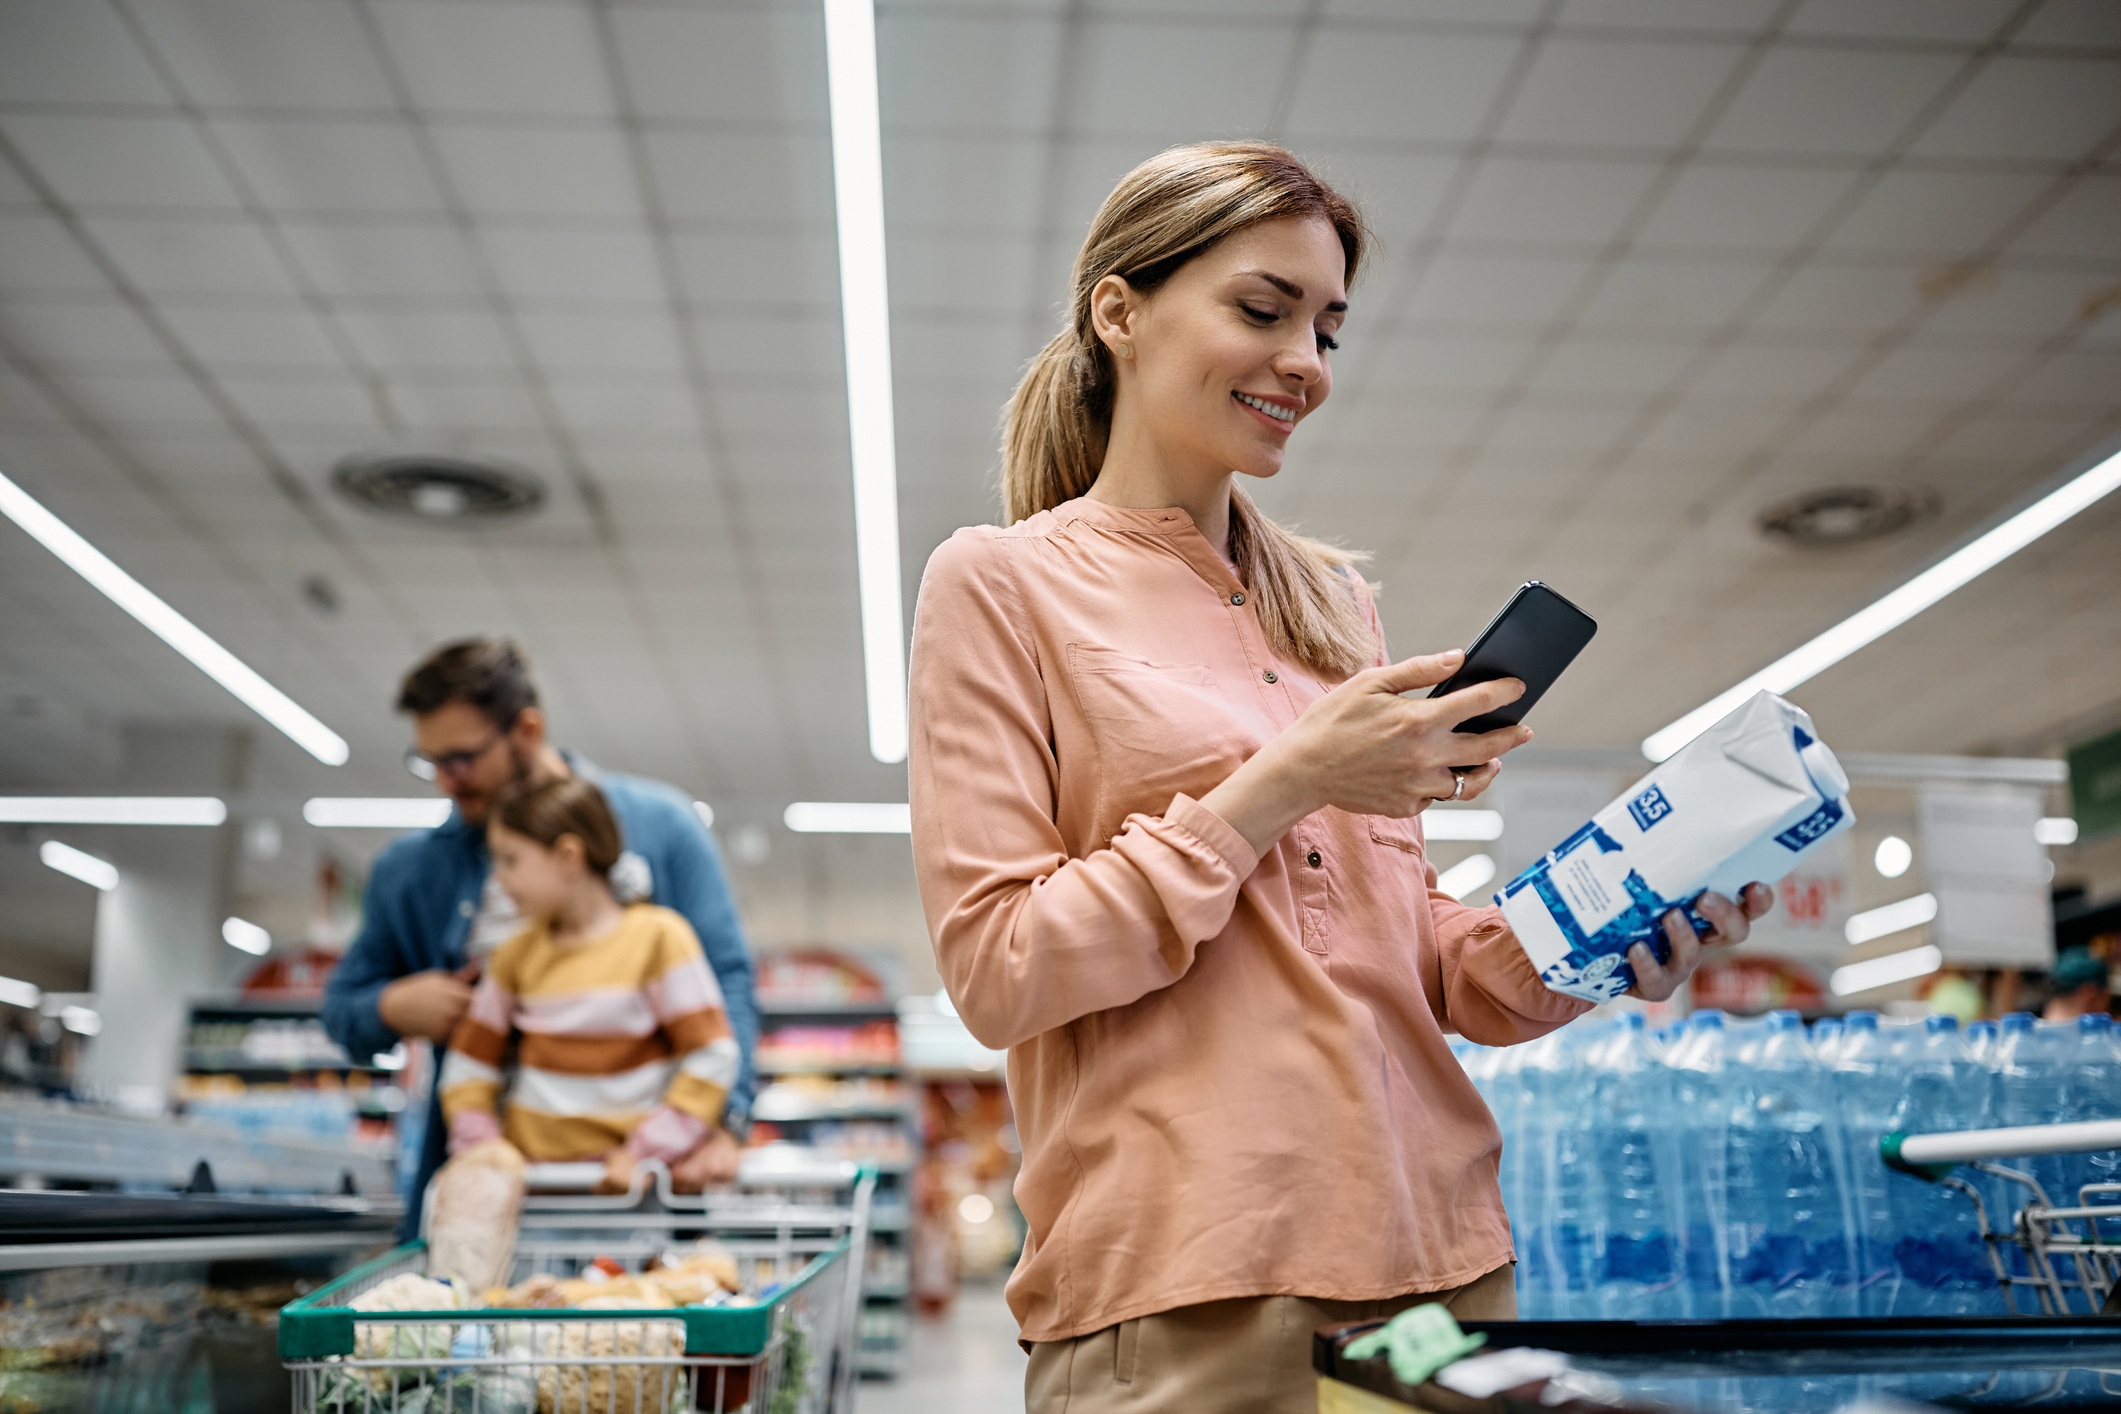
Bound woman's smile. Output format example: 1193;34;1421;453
1234;389;1300;430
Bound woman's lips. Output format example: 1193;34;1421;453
1233;390;1298;433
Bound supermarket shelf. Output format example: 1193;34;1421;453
753;1103;913;1123
187;997;326;1018
184;1057;395;1079
756;1060;902;1077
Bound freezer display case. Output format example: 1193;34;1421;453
0;1097;400;1413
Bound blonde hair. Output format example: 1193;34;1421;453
1001;142;1379;680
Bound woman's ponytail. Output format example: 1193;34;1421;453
997;141;1381;681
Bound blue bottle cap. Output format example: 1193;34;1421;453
1925;1014;1959;1033
1846;1011;1880;1030
2002;1012;2035;1031
1767;1011;1801;1030
1690;1010;1725;1028
2079;1013;2113;1032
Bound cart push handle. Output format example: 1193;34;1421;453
1882;1118;2121;1180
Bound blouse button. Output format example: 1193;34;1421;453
1230;591;1246;606
1306;850;1323;868
1262;670;1278;684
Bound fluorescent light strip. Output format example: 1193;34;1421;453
822;0;908;766
2035;816;2078;846
303;797;453;829
59;1005;101;1036
222;916;272;956
40;840;118;891
1643;448;2121;762
0;797;226;826
1845;892;1937;946
0;976;43;1010
1831;944;1943;998
1436;853;1497;902
1423;809;1504;841
784;801;911;833
0;469;350;766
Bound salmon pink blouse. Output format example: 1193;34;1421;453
908;497;1589;1343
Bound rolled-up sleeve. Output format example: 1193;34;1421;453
910;534;1260;1050
1423;859;1592;1045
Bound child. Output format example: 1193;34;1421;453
439;776;738;1192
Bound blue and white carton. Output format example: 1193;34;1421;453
1497;691;1854;1003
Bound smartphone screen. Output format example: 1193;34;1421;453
1426;581;1597;734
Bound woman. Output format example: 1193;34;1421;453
908;142;1771;1411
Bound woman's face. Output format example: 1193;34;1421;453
1098;214;1348;481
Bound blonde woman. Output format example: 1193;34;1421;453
908;143;1770;1411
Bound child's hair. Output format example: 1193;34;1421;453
491;776;622;879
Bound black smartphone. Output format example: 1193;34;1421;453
1427;581;1597;735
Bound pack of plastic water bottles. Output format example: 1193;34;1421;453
1454;1007;2121;1321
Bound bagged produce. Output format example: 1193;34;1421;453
426;1138;527;1289
1498;691;1853;1002
522;1317;687;1414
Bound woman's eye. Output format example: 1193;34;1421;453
1316;332;1340;352
1241;304;1277;324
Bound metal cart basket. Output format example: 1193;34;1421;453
279;1151;875;1413
1882;1116;2121;1316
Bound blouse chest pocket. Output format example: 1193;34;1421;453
1368;816;1423;853
1064;643;1256;829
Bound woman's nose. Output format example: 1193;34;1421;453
1276;339;1323;383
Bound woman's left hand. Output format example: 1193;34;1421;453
1626;882;1774;1002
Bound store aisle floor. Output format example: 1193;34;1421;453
859;1281;1026;1413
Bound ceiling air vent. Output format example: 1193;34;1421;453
1755;485;1935;549
332;453;544;526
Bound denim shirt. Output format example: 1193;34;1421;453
322;751;758;1235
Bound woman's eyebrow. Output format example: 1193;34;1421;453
1243;269;1348;313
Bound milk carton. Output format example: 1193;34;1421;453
1497;691;1854;1003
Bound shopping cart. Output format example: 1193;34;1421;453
279;1149;875;1413
1882;1116;2121;1316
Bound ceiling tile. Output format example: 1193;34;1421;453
218;375;386;433
1706;49;1962;156
0;212;109;294
0;0;168;105
154;302;344;369
1785;0;2018;42
1070;19;1295;139
889;235;1036;315
1920;267;2121;338
670;229;839;309
1691;339;1861;399
2006;173;2119;260
479;226;666;304
688;310;842;378
1636;163;1857;249
549;376;697;434
431;124;643;221
1402;254;1593;326
878;10;1057;134
642;131;834;227
1850;343;2015;403
1497;36;1747;148
1560;0;1784;33
336;306;517;372
1530;336;1705;395
368;1;614;120
1284;28;1522;143
1449;157;1662;246
1576;255;1770;330
1823;169;2052;255
38;370;225;428
83;217;301;298
1298;148;1463;246
1994;348;2121;410
1747;262;1925;333
612;5;827;127
2012;0;2121;46
210;119;445;214
386;373;539;431
0;296;171;366
277;220;484;300
885;135;1050;235
128;0;396;111
1908;57;2121;161
1322;0;1543;20
517;310;685;376
1;113;244;211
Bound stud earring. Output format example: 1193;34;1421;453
1115;343;1131;359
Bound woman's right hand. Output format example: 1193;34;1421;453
1202;650;1534;857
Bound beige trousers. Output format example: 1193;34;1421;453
1024;1263;1516;1414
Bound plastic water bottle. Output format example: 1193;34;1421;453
1542;1022;1610;1319
1724;1012;1851;1318
1809;1015;1845;1066
2061;1013;2120;1208
1993;1013;2072;1206
1831;1011;1900;1314
1589;1013;1686;1318
1963;1018;1997;1067
1883;1016;2000;1314
1667;1010;1732;1317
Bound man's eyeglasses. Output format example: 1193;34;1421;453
405;726;508;782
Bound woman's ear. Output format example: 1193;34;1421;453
1090;274;1138;360
553;833;586;872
